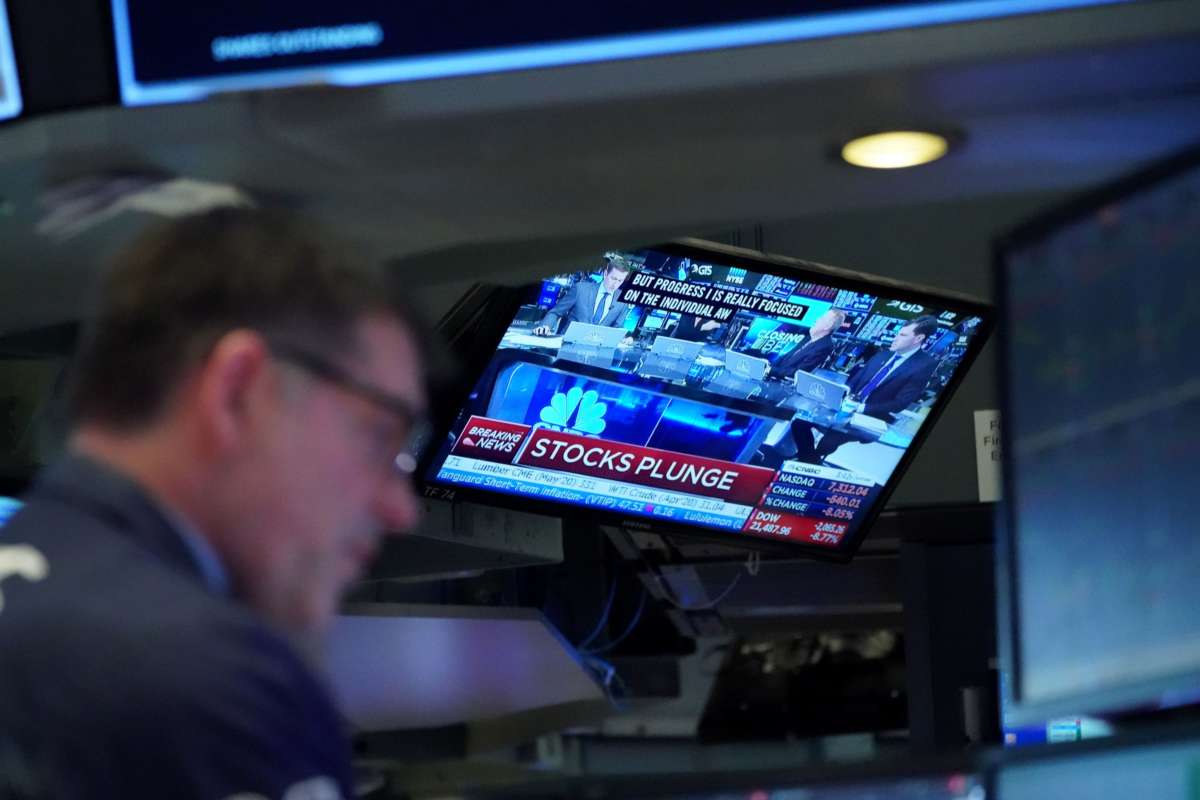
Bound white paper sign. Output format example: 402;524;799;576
974;409;1002;503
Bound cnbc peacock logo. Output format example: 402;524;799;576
538;387;608;435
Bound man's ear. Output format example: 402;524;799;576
196;330;271;453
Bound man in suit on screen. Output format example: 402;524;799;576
766;309;846;380
843;315;939;420
760;315;940;466
533;258;632;336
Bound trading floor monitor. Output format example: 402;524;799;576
995;144;1200;725
423;240;990;560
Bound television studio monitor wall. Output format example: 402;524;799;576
421;241;991;560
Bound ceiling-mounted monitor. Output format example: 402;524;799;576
0;1;22;120
110;0;1126;107
995;144;1200;725
421;240;991;560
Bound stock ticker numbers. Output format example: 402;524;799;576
810;523;845;545
826;494;863;509
740;470;876;547
744;515;795;538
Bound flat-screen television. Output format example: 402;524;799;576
421;240;991;559
110;0;1124;107
995;144;1200;725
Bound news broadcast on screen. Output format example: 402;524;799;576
424;245;988;555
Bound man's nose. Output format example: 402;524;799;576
373;476;422;534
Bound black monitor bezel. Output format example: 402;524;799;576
418;238;993;562
993;142;1200;726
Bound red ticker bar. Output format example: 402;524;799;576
514;425;776;505
743;508;847;547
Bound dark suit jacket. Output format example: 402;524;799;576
540;278;629;332
672;316;725;343
849;348;938;418
0;456;353;799
768;334;835;379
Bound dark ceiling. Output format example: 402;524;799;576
0;0;1197;335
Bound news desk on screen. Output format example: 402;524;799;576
425;242;990;559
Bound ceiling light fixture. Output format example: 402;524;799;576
840;130;952;169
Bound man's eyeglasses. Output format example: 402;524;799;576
268;341;429;475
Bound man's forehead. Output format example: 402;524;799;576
353;316;428;410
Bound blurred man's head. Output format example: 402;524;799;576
889;315;938;354
69;209;429;634
809;309;847;339
601;258;632;293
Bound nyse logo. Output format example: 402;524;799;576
0;544;49;614
726;267;747;285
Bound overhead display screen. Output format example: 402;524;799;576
0;1;22;120
111;0;1125;106
423;244;990;557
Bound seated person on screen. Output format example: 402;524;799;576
533;258;633;336
758;315;940;466
766;309;845;380
672;315;725;343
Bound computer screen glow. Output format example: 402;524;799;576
999;151;1200;720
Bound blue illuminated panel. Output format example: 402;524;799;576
112;0;1125;107
0;497;23;528
0;1;22;120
